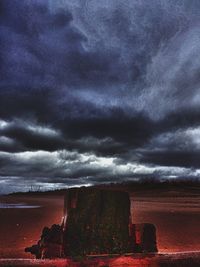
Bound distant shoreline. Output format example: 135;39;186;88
4;178;200;197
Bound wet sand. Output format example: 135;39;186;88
0;252;200;267
0;186;199;258
0;194;64;258
131;188;200;253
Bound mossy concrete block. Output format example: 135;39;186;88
63;188;135;257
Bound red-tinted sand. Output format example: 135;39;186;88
0;252;200;267
0;187;199;258
131;189;200;253
0;194;64;258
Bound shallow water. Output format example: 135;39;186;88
0;203;41;209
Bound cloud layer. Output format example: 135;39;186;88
1;0;200;193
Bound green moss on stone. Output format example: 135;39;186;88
63;188;132;257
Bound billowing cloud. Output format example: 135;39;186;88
1;0;200;193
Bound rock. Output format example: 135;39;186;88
25;224;63;259
135;223;158;253
25;243;41;259
41;243;63;259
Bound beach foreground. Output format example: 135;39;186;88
1;185;200;258
0;252;200;267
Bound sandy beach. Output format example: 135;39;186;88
0;186;199;259
0;193;64;258
130;185;200;253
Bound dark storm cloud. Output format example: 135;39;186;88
1;0;200;192
139;126;200;169
0;0;121;90
0;119;65;152
141;150;200;169
61;109;156;148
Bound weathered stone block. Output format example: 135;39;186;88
63;188;135;257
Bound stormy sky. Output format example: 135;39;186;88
1;0;200;193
